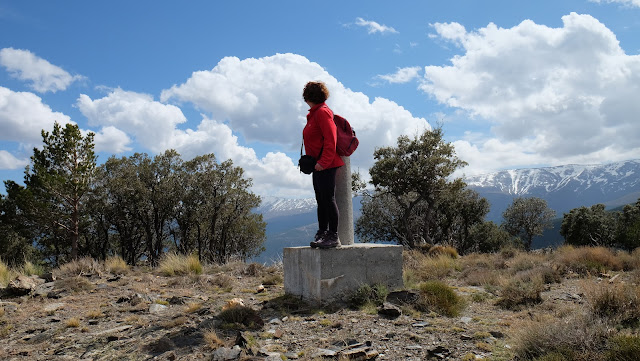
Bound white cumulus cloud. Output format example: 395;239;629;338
0;48;84;93
354;17;398;34
377;66;422;84
421;13;640;172
0;150;27;170
77;88;187;153
92;126;132;154
0;86;73;143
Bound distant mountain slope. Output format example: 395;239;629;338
466;159;640;222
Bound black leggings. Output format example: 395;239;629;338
312;167;340;233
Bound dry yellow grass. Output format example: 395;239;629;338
404;250;459;285
85;309;106;319
554;245;623;275
65;318;81;328
158;253;203;276
185;302;203;313
428;245;459;259
204;330;225;350
55;257;103;278
105;256;129;275
0;259;13;287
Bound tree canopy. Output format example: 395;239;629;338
502;197;556;251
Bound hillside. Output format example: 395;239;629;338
2;248;639;360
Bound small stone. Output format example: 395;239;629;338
460;317;473;324
406;345;423;350
149;303;168;314
411;322;429;328
311;349;337;358
489;330;505;339
378;302;402;319
212;346;242;361
43;303;66;313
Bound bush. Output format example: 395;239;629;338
218;305;263;329
512;314;609;360
404;250;458;284
55;257;103;278
349;284;388;308
428;245;459;259
587;283;640;327
415;281;465;317
21;261;45;276
496;272;544;310
607;334;640;361
158;253;203;276
554;246;622;275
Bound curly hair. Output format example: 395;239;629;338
302;81;330;104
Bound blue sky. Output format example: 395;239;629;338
1;0;639;198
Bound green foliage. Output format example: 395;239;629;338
607;334;640;361
25;122;97;262
561;204;617;247
468;221;516;253
356;128;488;251
415;281;465;317
349;283;389;308
502;197;556;251
616;199;640;251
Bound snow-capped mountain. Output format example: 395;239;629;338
256;196;316;220
466;159;640;221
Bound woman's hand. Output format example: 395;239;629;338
314;163;324;172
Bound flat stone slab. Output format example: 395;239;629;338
283;243;403;304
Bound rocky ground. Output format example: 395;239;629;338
0;255;628;361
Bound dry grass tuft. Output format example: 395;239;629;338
261;273;283;286
157;253;203;276
512;314;610;360
104;256;129;275
54;276;95;293
185;302;203;313
428;245;459;259
21;260;45;276
415;281;465;317
65;318;81;328
585;282;640;327
204;330;225;350
554;245;623;276
55;257;103;278
0;259;14;287
243;262;265;276
218;305;263;329
496;272;544;310
85;309;105;319
404;250;458;284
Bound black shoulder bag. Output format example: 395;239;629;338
298;138;323;175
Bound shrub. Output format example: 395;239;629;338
349;283;388;308
261;274;283;286
55;257;103;278
415;281;465;317
158;253;203;276
607;334;640;361
586;283;640;327
105;256;129;275
512;314;609;360
496;272;544;310
22;261;45;276
54;276;95;293
428;245;459;259
460;267;501;287
554;246;622;276
218;305;263;329
204;330;224;350
405;251;458;283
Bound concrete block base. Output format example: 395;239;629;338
283;243;404;304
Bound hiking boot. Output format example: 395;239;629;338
310;230;327;248
315;231;340;249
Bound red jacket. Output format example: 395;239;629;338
303;103;344;170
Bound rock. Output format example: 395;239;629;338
43;302;66;313
284;352;300;359
427;345;451;359
0;301;19;313
33;282;55;297
149;303;168;314
146;336;175;355
386;290;419;306
212;346;242;361
222;298;245;310
93;325;133;336
311;348;337;358
489;330;505;339
460;317;473;324
378;302;402;319
41;272;55;282
411;321;430;328
7;275;44;296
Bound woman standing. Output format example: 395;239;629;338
302;81;344;249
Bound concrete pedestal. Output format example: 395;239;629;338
283;244;404;304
